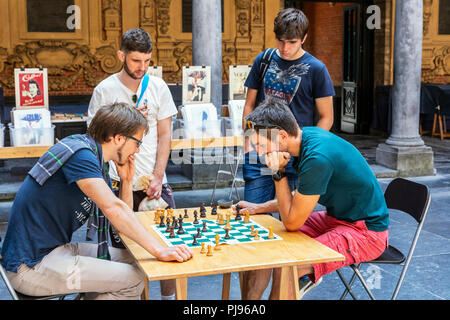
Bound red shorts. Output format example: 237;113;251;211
299;211;389;282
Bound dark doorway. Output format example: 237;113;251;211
283;0;375;134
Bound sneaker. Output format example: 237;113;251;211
298;276;323;299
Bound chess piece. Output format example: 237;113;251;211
214;238;221;250
243;211;250;224
159;215;166;227
224;214;232;230
218;214;225;225
202;221;208;232
215;233;220;243
235;205;242;221
192;235;198;246
169;226;176;238
200;203;206;217
200;242;206;253
211;203;217;215
193;210;199;224
224;228;230;239
154;210;160;223
206;244;213;256
254;229;260;240
183;209;189;219
268;226;274;239
196;228;202;238
177;221;185;235
165;218;171;233
250;226;255;237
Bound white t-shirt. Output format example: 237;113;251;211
87;73;177;188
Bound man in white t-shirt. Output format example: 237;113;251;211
87;28;177;300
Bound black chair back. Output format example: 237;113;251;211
384;178;430;224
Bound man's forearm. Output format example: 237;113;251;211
274;177;294;223
153;132;171;180
119;180;133;210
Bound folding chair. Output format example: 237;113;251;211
0;236;82;300
336;178;431;300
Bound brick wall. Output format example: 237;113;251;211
301;2;352;86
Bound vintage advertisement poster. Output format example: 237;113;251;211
228;65;251;101
14;68;49;109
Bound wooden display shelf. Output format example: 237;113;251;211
0;136;244;159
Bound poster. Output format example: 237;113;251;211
14;68;49;109
148;66;163;78
182;66;211;105
228;65;251;101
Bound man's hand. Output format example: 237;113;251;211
157;244;193;262
114;154;136;184
265;151;291;172
145;175;163;200
233;200;261;215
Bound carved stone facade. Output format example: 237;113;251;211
0;0;280;97
374;0;449;86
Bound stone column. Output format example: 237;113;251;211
192;0;222;112
375;0;435;177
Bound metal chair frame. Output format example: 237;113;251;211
336;178;431;300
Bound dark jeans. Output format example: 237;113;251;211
243;173;299;219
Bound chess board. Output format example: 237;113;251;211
151;218;282;248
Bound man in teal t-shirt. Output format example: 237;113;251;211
237;98;389;300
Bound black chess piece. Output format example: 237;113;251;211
224;228;230;239
165;218;171;233
169;226;176;238
211;203;217;215
192;235;198;246
202;221;208;232
183;209;189;219
159;215;166;227
196;228;202;238
177;223;185;235
172;218;179;229
193;211;199;224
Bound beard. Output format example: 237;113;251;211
116;145;127;166
123;59;145;80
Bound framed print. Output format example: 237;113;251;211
14;68;49;109
228;65;251;101
182;66;211;105
148;66;163;78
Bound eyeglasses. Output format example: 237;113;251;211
243;119;283;131
132;94;137;104
126;135;143;148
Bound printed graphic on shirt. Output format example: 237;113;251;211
264;61;310;105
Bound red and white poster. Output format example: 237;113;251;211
14;68;49;109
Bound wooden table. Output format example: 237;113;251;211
119;207;345;300
0;136;244;159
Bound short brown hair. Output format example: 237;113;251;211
274;8;309;40
244;97;299;138
87;102;149;143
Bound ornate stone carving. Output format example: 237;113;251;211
423;0;433;36
0;41;121;90
167;44;192;82
156;0;171;35
422;45;450;83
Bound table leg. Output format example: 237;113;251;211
175;278;188;300
276;266;300;300
141;277;149;300
222;273;231;300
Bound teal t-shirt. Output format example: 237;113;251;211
292;127;389;232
